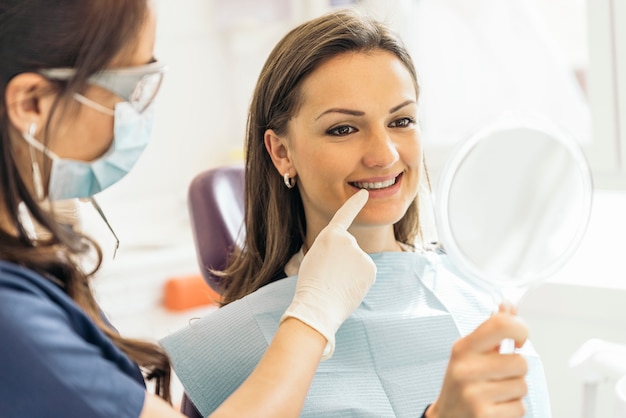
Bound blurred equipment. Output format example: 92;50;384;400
570;339;626;418
163;273;220;311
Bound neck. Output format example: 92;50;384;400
352;225;401;253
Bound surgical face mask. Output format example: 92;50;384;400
22;97;155;200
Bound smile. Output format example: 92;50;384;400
350;174;400;190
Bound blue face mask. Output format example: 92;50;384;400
22;97;154;200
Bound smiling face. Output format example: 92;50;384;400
265;49;423;251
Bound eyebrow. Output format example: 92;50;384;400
389;99;416;113
315;99;416;121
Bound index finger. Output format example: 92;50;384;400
329;189;369;230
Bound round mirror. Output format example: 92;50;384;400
435;116;593;302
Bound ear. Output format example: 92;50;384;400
5;73;57;137
264;129;296;177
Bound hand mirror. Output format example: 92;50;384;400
434;115;593;326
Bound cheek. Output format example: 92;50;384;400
295;146;354;187
407;136;423;173
83;115;115;158
291;148;355;220
405;135;423;167
399;137;423;198
50;109;114;161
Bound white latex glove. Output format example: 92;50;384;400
280;189;376;360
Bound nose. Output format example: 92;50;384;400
362;128;400;168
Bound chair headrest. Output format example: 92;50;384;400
188;164;245;292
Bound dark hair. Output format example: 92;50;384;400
220;8;424;305
0;0;171;401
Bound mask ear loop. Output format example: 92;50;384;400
73;93;115;116
24;123;45;201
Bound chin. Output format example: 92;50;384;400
358;209;406;227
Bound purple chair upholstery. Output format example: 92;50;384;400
181;164;246;418
180;392;203;418
187;163;245;292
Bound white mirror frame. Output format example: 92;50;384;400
435;117;594;290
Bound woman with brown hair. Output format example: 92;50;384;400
0;1;375;417
162;8;552;418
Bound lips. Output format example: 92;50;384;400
349;173;402;190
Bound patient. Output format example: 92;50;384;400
162;9;551;417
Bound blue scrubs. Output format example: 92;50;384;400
0;260;145;417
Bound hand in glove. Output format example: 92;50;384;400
280;189;376;359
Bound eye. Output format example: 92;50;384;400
389;117;415;128
327;125;357;136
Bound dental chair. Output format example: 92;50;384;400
187;163;245;292
180;163;245;418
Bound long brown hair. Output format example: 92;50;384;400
0;0;171;401
220;9;424;305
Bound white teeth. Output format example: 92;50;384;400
353;177;397;190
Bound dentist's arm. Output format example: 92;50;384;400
141;191;374;418
141;318;329;418
140;191;374;418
